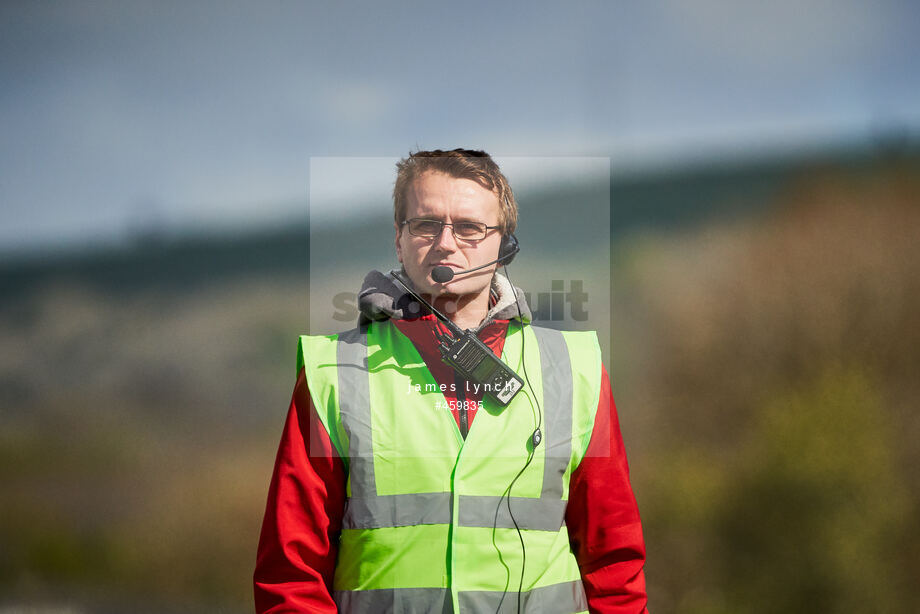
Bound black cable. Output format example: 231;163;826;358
493;264;544;614
504;265;543;447
495;443;535;614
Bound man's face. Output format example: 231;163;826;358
395;171;503;301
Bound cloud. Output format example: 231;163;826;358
647;0;898;69
319;79;401;129
0;1;917;251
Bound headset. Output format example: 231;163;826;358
498;233;520;266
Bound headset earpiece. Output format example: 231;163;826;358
498;233;520;265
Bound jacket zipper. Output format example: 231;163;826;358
455;373;468;439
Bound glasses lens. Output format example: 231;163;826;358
453;222;487;240
408;219;443;237
406;219;488;240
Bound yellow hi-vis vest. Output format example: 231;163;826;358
297;319;603;613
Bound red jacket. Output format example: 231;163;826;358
254;315;648;613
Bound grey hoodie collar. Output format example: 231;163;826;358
357;267;532;332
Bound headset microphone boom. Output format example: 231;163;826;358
431;233;520;283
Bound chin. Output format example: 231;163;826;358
437;280;486;298
428;280;457;296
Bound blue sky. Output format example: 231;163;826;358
2;1;918;253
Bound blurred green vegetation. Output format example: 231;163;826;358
1;152;919;612
618;156;920;612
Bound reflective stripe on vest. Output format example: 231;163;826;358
333;579;587;613
334;324;575;532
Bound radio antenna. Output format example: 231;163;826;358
390;271;464;337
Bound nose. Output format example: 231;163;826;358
432;223;460;251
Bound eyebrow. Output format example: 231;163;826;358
416;216;486;224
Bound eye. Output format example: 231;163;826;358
454;222;485;238
411;220;442;236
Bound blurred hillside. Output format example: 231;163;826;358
1;145;919;612
612;154;920;612
3;141;896;293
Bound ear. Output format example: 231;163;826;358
394;222;403;263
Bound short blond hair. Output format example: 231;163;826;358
393;149;518;234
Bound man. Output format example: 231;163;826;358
254;149;648;613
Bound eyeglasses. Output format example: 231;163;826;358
401;218;501;242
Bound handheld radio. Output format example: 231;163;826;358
391;271;524;406
438;330;524;406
